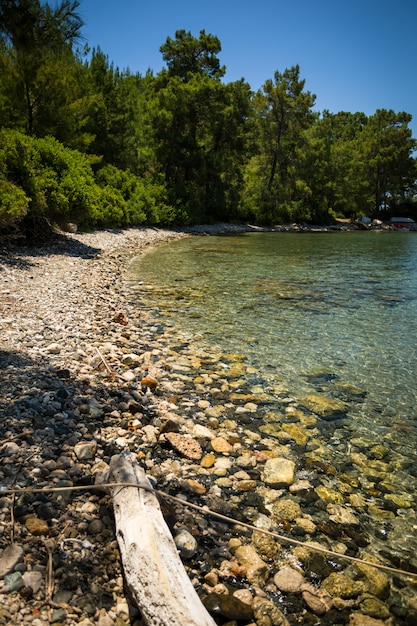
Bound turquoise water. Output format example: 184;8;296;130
130;231;417;570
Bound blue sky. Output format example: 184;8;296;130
79;0;417;139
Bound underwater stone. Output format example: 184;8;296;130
322;572;365;599
261;457;295;487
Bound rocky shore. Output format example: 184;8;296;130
1;226;416;626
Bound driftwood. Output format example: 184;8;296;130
107;452;216;626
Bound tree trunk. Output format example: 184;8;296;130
106;451;216;626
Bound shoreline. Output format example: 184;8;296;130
1;226;415;625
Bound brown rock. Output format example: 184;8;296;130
204;571;219;587
165;432;203;460
274;566;305;593
322;572;364;599
211;437;233;454
113;311;128;325
252;596;290;625
301;582;333;614
234;545;269;586
349;615;388;626
235;479;256;492
187;479;206;495
271;499;302;522
201;453;216;468
300;394;347;418
203;591;254;620
140;376;158;390
25;516;49;536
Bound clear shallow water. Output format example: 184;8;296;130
133;231;417;438
130;231;417;569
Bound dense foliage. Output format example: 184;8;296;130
1;0;416;239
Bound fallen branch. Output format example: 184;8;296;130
0;430;34;446
95;347;118;380
107;451;216;626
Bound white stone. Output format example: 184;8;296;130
74;440;97;461
121;370;136;382
174;529;198;558
22;571;43;594
45;342;61;354
2;442;20;456
274;566;305;592
193;424;215;440
261;457;295;487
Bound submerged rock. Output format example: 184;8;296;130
202;591;254;620
252;596;290;626
271;498;302;521
355;558;390;599
274;566;305;593
300;394;348;419
261;457;295;487
174;528;198;558
322;572;365;599
234;544;270;586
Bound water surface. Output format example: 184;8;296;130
130;230;417;568
133;231;417;433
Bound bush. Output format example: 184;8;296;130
0;179;30;230
0;130;102;237
0;130;177;238
94;164;176;225
34;136;100;225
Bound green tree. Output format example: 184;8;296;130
299;111;370;221
85;48;150;172
160;29;225;80
0;0;84;135
150;31;251;223
241;65;316;223
361;109;416;216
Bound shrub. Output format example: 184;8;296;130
94;164;176;225
0;179;30;230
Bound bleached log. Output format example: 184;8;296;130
107;451;216;626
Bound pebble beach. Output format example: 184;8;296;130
1;226;416;626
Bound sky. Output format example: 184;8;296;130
79;0;417;139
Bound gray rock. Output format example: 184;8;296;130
0;544;24;578
2;442;20;456
121;370;136;382
174;528;198;558
53;589;74;604
51;608;67;623
4;571;24;591
22;571;43;593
